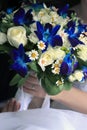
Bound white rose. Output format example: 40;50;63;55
0;32;7;44
73;70;84;82
53;47;65;60
7;26;27;48
76;45;87;61
68;75;76;82
28;32;39;44
38;47;55;71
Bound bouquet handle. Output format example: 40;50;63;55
15;87;50;111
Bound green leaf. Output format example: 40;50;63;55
41;77;63;95
17;77;27;87
28;62;40;73
9;74;22;86
63;81;72;90
0;42;15;54
10;73;29;87
0;44;12;53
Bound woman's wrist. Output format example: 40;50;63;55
49;91;64;102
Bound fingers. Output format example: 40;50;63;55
23;85;46;98
25;74;39;86
2;98;20;112
13;100;20;111
23;74;46;98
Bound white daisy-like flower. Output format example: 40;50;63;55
56;78;64;86
79;32;87;45
37;40;46;50
52;59;62;74
28;50;39;61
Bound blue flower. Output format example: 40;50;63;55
13;8;34;26
31;3;44;11
82;66;87;79
6;8;14;14
65;20;86;47
60;52;78;76
57;4;75;18
10;44;31;77
35;22;63;51
57;4;69;18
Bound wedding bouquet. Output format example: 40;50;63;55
0;1;87;95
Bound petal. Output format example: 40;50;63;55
36;22;44;34
58;4;69;18
51;25;60;36
24;9;34;25
82;66;87;78
18;44;25;58
65;21;75;35
11;49;19;60
60;62;68;75
34;31;43;40
44;23;52;33
68;36;84;47
11;61;28;77
51;35;63;47
13;8;25;25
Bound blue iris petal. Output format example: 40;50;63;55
82;66;87;79
13;8;33;26
37;22;44;34
77;22;87;36
68;36;84;47
52;35;63;46
58;4;69;18
13;8;25;25
44;23;52;33
65;20;75;35
51;25;60;36
65;20;85;47
6;8;14;14
24;9;34;25
35;31;43;40
10;44;30;77
60;53;78;76
60;62;69;75
35;22;62;50
11;59;28;77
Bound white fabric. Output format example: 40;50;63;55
0;108;87;130
15;87;50;111
73;80;87;92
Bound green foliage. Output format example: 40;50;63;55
9;74;29;87
0;43;14;53
77;58;87;67
9;74;22;86
41;77;62;95
28;61;41;73
63;80;72;90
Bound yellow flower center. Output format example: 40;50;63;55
39;42;45;48
31;52;37;58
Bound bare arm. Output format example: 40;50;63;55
23;75;87;114
51;87;87;114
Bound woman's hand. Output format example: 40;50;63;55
1;98;20;112
23;74;46;98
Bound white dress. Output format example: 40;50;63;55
0;81;87;130
0;108;87;130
